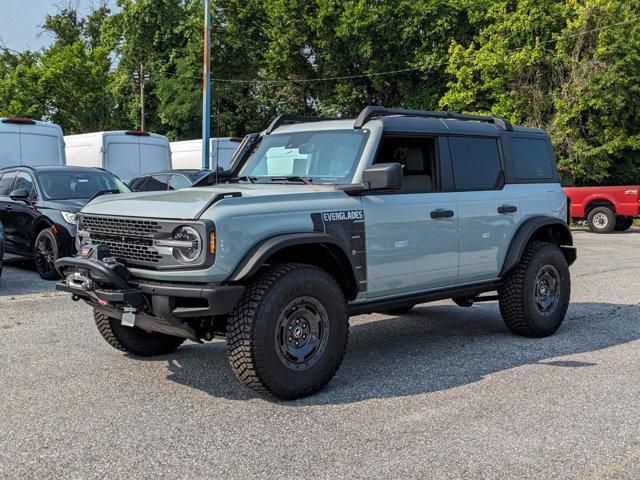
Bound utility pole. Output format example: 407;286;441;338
133;63;149;131
202;0;212;170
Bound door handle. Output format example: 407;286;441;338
4;205;11;210
498;205;518;214
430;209;455;219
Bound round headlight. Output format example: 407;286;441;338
172;226;202;263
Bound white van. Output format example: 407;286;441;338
64;131;171;182
170;137;241;170
0;118;66;169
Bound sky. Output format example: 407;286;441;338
0;0;118;52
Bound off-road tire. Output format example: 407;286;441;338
381;305;415;315
227;263;349;400
498;242;570;338
34;228;60;280
614;217;634;231
93;310;185;357
587;207;615;233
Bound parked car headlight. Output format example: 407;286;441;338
172;226;202;263
61;211;77;225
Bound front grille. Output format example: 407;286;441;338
81;215;163;265
82;216;161;238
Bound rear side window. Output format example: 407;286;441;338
129;177;147;191
142;175;169;191
449;137;502;190
0;172;16;196
509;137;555;180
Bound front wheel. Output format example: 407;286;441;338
587;207;615;233
227;263;349;400
34;228;60;280
498;242;570;338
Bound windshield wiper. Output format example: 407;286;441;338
87;189;121;203
228;176;258;184
269;176;313;184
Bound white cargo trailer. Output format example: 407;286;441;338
0;118;65;168
64;131;171;182
170;137;241;170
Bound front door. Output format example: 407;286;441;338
361;136;459;298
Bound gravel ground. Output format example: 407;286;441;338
1;230;639;479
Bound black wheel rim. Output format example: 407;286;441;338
275;296;329;371
533;265;561;316
35;235;55;276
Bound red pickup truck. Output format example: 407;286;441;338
559;169;640;233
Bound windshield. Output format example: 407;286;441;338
239;130;369;184
38;172;131;200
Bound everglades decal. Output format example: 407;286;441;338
312;210;367;293
322;210;364;222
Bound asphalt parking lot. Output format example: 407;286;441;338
1;229;639;479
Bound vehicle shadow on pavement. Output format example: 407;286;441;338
0;256;57;297
160;301;640;405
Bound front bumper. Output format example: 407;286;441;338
55;253;244;341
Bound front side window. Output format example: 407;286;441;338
168;175;192;190
449;137;502;190
375;137;436;192
13;172;36;198
239;130;369;184
38;172;130;200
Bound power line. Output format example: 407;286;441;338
154;15;640;85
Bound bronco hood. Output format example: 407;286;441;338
81;183;335;219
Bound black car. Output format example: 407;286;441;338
128;169;215;192
0;220;4;280
0;166;130;279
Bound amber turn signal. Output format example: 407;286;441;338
209;232;216;254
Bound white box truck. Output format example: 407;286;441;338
64;130;171;182
170;137;241;170
0;117;66;168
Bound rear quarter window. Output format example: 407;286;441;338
508;137;555;180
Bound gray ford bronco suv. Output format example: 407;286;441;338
56;107;576;399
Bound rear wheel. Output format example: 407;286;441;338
227;263;349;400
93;310;185;357
614;217;634;231
34;228;59;280
587;207;615;233
498;242;570;337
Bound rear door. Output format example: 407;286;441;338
20;124;64;166
139;138;171;175
450;136;520;283
104;134;140;182
0;124;21;168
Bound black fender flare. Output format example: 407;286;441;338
500;217;576;277
227;233;358;296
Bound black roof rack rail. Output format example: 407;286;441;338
265;114;334;135
353;106;513;131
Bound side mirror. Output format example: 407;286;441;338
362;163;403;191
9;189;31;202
